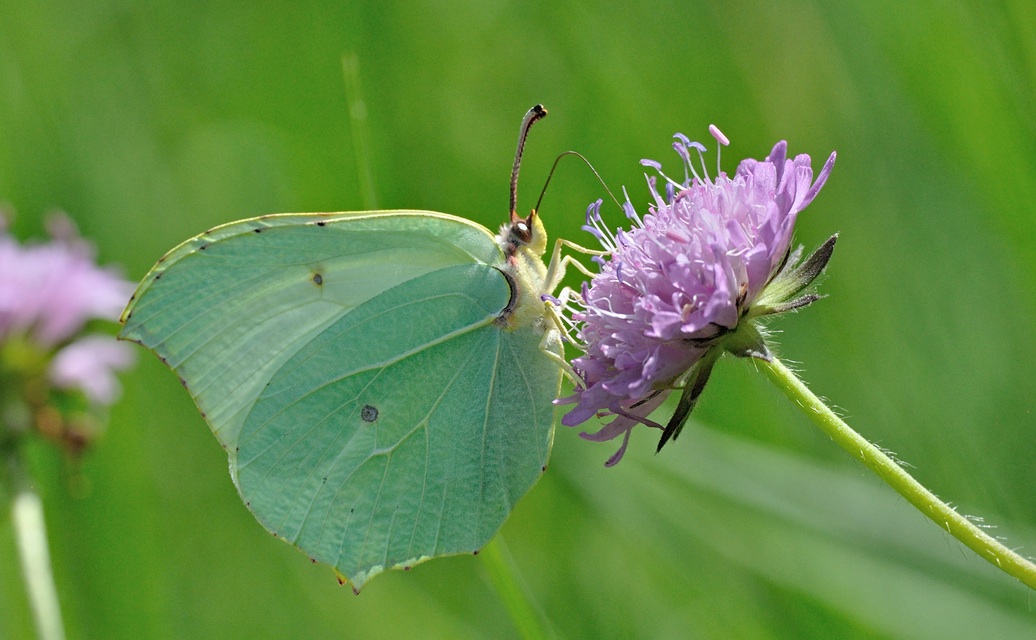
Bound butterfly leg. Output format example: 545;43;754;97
536;287;586;385
543;238;605;293
536;311;579;383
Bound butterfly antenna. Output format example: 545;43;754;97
533;150;623;214
510;104;548;221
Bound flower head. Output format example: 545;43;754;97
0;215;132;348
560;127;836;465
0;211;136;451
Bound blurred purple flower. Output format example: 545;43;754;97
0;216;132;347
0;212;135;406
49;335;136;405
559;127;836;465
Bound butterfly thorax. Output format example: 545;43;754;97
496;212;551;331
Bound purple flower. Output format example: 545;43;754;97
0;215;132;347
560;127;837;465
49;335;136;405
0;212;136;406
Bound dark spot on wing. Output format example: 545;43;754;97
253;227;263;233
361;404;378;422
312;272;324;286
316;221;327;227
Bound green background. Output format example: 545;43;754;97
2;1;1036;637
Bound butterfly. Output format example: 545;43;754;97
119;105;566;591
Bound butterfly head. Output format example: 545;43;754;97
499;209;548;258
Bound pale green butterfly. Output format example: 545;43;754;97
119;105;568;591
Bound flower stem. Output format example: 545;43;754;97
758;356;1036;590
3;447;67;640
480;537;551;640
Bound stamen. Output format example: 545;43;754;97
642;160;684;193
581;223;606;242
583;199;602;225
708;124;729;146
690;141;711;184
581;200;616;250
589;201;621;250
709;124;729;177
592;305;635;321
591;295;634;321
621;187;643;226
672;140;692;185
687;141;707;184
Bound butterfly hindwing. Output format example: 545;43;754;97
238;264;556;586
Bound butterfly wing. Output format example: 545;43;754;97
120;211;561;589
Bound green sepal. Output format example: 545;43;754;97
656;348;720;453
752;234;837;317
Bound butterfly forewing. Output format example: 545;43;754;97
121;211;503;447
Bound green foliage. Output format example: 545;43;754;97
2;0;1035;637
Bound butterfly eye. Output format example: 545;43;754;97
512;220;533;245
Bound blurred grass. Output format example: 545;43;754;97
2;0;1036;637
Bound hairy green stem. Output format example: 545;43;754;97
758;356;1036;590
481;537;551;640
4;448;67;640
